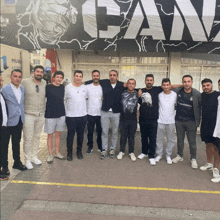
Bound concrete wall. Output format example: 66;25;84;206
0;44;30;84
56;49;73;83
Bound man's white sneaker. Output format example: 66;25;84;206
47;155;54;163
117;152;125;160
129;153;136;162
149;158;156;166
211;176;220;183
191;159;198;169
25;160;33;169
200;163;213;171
166;156;172;165
172;155;183;163
138;153;147;160
213;168;219;178
54;153;65;160
31;157;42;165
155;155;162;162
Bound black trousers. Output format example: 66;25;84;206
216;138;220;156
139;119;158;158
120;120;137;153
66;116;87;154
87;115;102;150
0;118;22;168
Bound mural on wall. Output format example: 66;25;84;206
0;56;9;73
1;0;220;53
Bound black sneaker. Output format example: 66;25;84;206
100;151;106;160
76;151;83;159
110;150;115;159
2;167;10;176
86;148;93;154
67;153;73;161
0;171;9;180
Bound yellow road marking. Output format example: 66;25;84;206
10;180;220;194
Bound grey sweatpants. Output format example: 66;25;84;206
156;123;175;157
101;111;120;151
175;121;197;159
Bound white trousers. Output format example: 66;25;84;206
23;113;44;160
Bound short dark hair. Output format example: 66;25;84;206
33;65;44;72
11;69;22;76
218;79;220;84
74;70;83;77
109;70;118;76
182;75;193;81
127;78;136;85
145;74;154;79
92;70;100;75
201;78;212;85
161;78;171;84
53;71;64;78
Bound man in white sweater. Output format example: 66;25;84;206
155;78;177;165
65;70;88;161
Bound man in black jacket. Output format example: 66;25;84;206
0;74;9;180
98;70;124;159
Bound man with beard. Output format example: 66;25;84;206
21;65;46;169
138;74;181;165
172;75;201;169
199;79;220;183
86;70;103;154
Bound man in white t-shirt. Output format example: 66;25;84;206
86;70;103;154
65;70;88;161
155;78;177;164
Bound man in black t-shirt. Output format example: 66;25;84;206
117;78;140;162
172;75;201;169
199;78;220;182
138;74;163;165
138;74;181;166
45;71;66;163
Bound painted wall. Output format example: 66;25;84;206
0;44;30;85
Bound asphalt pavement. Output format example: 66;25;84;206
1;130;220;220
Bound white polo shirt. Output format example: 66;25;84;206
65;83;88;117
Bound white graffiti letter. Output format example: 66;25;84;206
124;2;144;39
172;0;207;41
98;0;120;38
139;0;165;40
82;0;97;38
202;0;216;37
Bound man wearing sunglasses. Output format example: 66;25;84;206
21;65;46;169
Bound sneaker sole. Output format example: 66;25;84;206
54;156;65;160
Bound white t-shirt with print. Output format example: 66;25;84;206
65;84;88;117
158;91;177;124
86;83;103;116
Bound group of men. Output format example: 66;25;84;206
0;65;220;184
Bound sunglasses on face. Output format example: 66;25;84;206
36;85;39;93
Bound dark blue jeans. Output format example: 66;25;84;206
87;115;102;151
66;116;87;154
